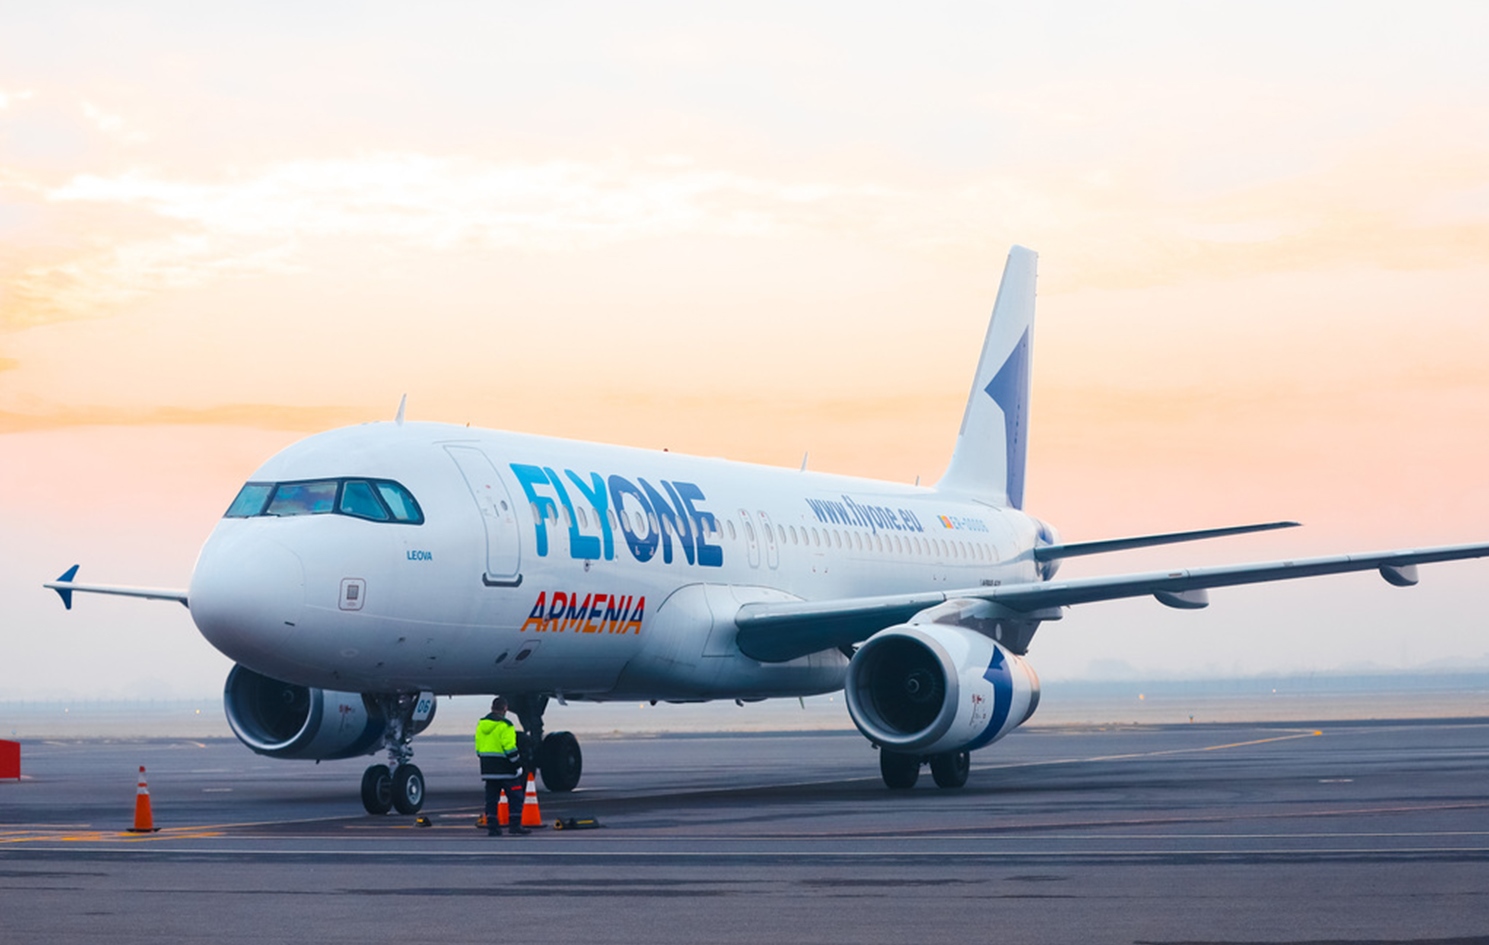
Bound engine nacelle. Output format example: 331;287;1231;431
223;665;433;760
845;624;1039;755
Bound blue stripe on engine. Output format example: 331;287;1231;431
962;645;1014;752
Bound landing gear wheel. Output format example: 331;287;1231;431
392;763;425;815
361;764;394;815
538;731;583;792
930;750;970;789
879;749;920;790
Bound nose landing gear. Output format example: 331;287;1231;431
360;691;433;815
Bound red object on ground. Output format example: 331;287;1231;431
0;740;18;779
129;765;158;832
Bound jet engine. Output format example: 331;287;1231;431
223;665;433;760
844;624;1039;756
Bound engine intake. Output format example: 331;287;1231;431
845;624;1039;755
223;665;433;760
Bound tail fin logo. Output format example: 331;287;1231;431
982;327;1031;509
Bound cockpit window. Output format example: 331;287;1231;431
224;478;424;524
225;483;273;517
340;480;390;521
375;482;422;522
267;480;339;516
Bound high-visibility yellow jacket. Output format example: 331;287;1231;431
475;714;522;780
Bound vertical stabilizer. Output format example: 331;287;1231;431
935;246;1038;506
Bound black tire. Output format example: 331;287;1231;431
879;749;920;790
392;763;425;815
361;764;394;815
929;750;970;789
538;731;583;792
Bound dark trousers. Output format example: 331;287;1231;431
483;778;524;827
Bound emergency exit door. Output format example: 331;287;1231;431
445;445;523;587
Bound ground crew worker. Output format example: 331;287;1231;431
475;696;530;836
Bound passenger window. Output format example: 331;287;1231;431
778;525;786;543
833;531;842;548
726;520;737;540
375;482;424;523
339;480;390;521
745;521;756;541
789;526;798;544
267;480;338;516
225;482;273;517
578;507;588;528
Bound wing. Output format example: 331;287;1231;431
734;540;1489;662
45;565;189;610
1034;520;1300;562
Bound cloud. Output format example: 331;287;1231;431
0;88;36;110
45;155;896;246
4;134;1489;331
78;100;149;144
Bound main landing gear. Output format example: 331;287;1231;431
878;748;971;790
511;693;584;793
360;693;430;815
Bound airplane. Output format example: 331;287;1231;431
45;246;1489;815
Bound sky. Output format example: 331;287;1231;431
2;2;1488;700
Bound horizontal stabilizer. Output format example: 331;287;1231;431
1034;521;1300;562
45;566;189;609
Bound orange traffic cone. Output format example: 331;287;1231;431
128;765;159;833
520;772;543;827
497;789;510;826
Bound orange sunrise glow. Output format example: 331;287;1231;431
3;4;1488;696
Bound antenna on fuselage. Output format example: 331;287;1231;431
800;452;809;472
394;394;407;426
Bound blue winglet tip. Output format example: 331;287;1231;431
52;564;80;610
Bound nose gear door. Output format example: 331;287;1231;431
445;445;523;587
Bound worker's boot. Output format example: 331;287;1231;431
509;823;532;836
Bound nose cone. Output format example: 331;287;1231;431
190;524;306;672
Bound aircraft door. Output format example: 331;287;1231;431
757;511;779;570
444;446;523;586
738;509;761;568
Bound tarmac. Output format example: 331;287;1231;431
3;719;1488;944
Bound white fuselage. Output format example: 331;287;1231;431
188;421;1043;701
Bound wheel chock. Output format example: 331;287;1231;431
415;815;433;827
553;816;603;831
